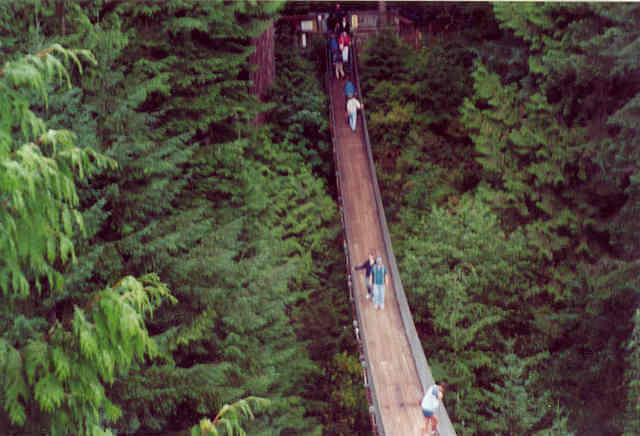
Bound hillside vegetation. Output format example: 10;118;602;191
0;1;368;434
360;3;639;435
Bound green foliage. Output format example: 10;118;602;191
491;3;640;261
359;31;412;157
0;273;174;435
461;62;592;268
324;351;369;435
13;5;360;434
362;5;640;432
623;309;640;435
0;45;176;436
0;0;368;435
116;0;282;141
543;260;639;435
485;341;572;435
0;45;114;298
462;6;640;432
1;3;324;435
193;396;270;436
266;32;331;179
400;193;555;434
360;31;474;135
360;31;476;221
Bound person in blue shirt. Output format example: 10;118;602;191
329;33;339;59
369;256;388;310
344;79;355;99
344;78;355;124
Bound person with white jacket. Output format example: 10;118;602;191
346;95;363;132
421;382;446;435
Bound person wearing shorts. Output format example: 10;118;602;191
421;382;446;435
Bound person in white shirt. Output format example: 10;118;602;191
420;381;446;435
346;95;363;132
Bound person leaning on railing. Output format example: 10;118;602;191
420;382;447;435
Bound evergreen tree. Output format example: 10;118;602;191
461;62;592;273
2;1;366;435
359;2;640;434
192;396;270;436
0;44;175;436
492;2;640;259
400;193;538;434
622;309;640;435
485;341;572;435
484;4;640;432
0;44;107;297
359;31;476;221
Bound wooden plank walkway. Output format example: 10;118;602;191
327;47;456;436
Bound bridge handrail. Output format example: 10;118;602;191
351;42;457;435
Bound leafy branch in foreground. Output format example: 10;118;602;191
0;45;176;436
1;274;176;435
1;44;113;298
192;396;270;436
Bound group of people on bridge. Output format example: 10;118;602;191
327;3;363;133
354;252;447;435
329;5;447;434
329;30;351;80
355;251;388;311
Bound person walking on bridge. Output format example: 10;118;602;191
344;78;355;124
329;32;339;61
346;94;363;132
334;51;345;80
370;256;388;310
330;3;346;33
421;381;446;435
354;251;375;300
339;31;351;72
338;15;351;35
344;78;355;100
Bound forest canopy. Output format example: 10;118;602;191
0;1;367;435
1;1;639;436
360;2;639;435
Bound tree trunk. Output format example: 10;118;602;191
56;0;66;36
378;1;387;28
248;22;275;125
